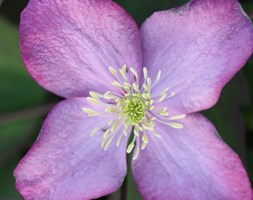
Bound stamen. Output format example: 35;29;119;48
90;127;102;137
158;93;167;102
168;114;186;120
83;108;101;116
159;107;169;116
109;66;117;76
104;134;115;151
132;136;140;160
130;67;139;83
132;145;140;160
152;131;162;138
119;65;128;80
87;97;100;104
112;81;123;88
141;142;147;150
154;117;184;129
127;140;135;153
143;67;148;80
117;133;125;147
90;91;102;99
83;64;186;160
156;70;161;81
142;132;148;144
169;123;184;129
149;105;155;111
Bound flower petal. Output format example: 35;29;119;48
14;98;129;200
132;114;253;200
141;0;253;114
21;0;142;98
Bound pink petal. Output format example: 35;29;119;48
14;98;129;200
21;0;142;98
132;114;253;200
141;0;253;114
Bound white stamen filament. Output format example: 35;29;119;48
83;65;186;160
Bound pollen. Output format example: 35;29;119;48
83;64;186;160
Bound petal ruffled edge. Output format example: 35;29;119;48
141;0;253;114
132;113;253;200
21;0;142;98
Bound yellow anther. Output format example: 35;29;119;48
161;87;170;94
117;133;125;147
87;97;100;104
144;85;149;93
103;129;111;139
122;64;127;71
147;78;152;87
109;66;117;75
104;136;114;151
169;114;186;120
130;67;138;80
111;122;119;132
132;83;139;92
121;121;130;137
169;123;184;129
149;106;155;111
89;91;102;99
152;131;162;138
150;117;156;121
141;121;154;131
142;133;149;144
90;127;101;137
112;81;122;88
142;93;149;100
134;126;140;136
160;109;169;116
108;119;114;126
143;67;148;80
132;147;140;160
156;70;161;81
159;93;167;102
102;92;112;100
141;142;148;150
127;143;135;153
101;137;108;147
124;82;131;87
147;119;155;128
169;92;176;98
120;66;128;81
105;107;117;113
82;108;100;116
149;99;154;105
159;111;169;116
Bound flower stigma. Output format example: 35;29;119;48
83;65;186;160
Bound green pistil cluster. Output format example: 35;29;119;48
121;95;147;125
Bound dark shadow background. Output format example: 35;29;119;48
0;0;252;199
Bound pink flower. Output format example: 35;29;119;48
15;0;253;199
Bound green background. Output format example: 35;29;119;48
0;0;252;199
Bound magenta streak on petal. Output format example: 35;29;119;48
14;98;130;200
132;114;253;200
141;0;253;114
20;0;142;98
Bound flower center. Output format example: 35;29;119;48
121;94;147;125
83;65;186;160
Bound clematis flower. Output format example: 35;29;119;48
14;0;253;199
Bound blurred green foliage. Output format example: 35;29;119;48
0;15;49;199
0;0;252;200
